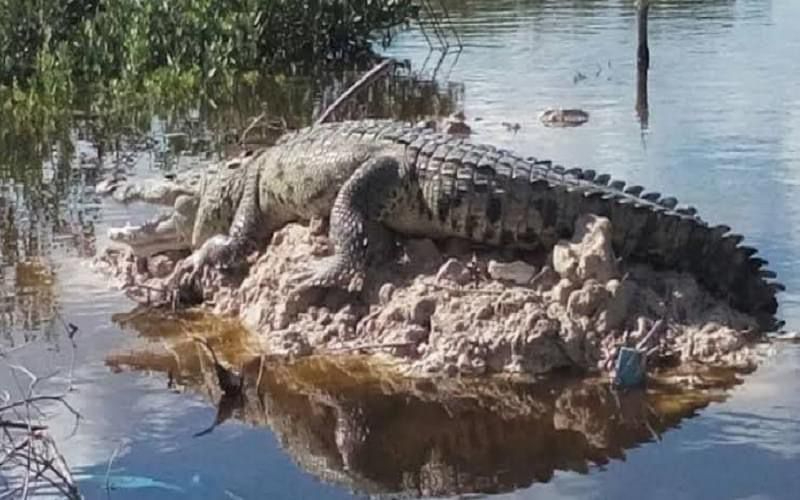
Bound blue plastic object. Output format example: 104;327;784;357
613;347;647;388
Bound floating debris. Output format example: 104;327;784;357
539;108;590;127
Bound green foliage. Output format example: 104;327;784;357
0;0;415;143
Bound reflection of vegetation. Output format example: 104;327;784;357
107;309;744;497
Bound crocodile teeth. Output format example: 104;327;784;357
624;185;644;196
609;180;626;190
749;257;769;268
658;197;678;209
641;192;661;202
594;173;611;185
759;269;778;279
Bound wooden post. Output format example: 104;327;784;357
635;0;650;128
637;0;650;71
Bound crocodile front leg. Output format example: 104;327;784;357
168;162;264;301
300;155;405;292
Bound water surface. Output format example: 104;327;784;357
2;0;799;498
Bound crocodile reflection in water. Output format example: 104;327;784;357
107;308;743;497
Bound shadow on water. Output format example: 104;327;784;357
103;308;747;498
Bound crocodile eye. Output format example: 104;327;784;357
226;161;240;170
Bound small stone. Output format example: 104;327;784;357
384;306;405;323
436;258;472;285
334;305;358;327
378;283;396;305
488;260;538;285
524;311;546;330
567;280;610;318
274;304;292;329
319;312;333;326
404;325;430;343
410;297;437;327
475;304;494;320
550;278;575;305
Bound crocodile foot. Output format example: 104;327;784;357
293;255;366;294
122;235;248;308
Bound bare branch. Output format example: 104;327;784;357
0;311;83;499
314;58;395;125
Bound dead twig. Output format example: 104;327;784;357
314;58;395;125
238;110;268;146
0;312;83;499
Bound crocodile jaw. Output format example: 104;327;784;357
108;214;191;257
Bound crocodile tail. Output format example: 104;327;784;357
572;176;782;330
544;164;782;328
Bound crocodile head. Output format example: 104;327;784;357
188;152;254;249
107;151;255;257
108;194;200;257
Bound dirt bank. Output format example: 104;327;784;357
94;214;767;378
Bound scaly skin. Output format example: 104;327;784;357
112;120;782;328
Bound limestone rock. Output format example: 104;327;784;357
488;260;538;285
552;214;619;283
435;258;472;285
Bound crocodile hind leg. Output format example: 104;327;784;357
299;155;404;292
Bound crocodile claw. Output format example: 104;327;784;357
294;256;365;294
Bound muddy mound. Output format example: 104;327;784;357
95;214;766;378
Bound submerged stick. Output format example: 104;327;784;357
314;58;395;125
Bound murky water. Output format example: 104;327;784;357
2;0;800;498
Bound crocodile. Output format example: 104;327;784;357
109;119;783;329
